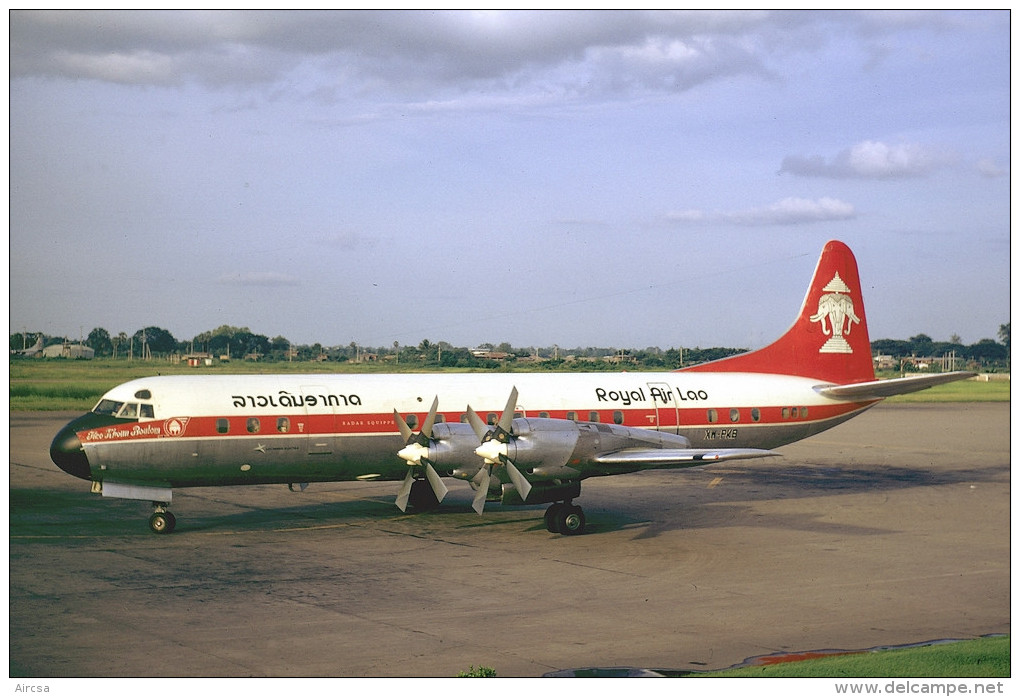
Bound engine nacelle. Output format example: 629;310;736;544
497;418;583;478
424;417;694;483
425;422;486;479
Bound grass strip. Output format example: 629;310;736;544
698;636;1009;678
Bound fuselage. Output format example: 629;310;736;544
52;371;875;489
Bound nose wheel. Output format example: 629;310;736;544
148;503;177;534
544;501;586;535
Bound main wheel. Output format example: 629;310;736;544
545;503;567;533
555;505;586;536
148;511;176;534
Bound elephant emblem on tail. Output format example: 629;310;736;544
809;272;860;354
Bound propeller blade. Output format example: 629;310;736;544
471;469;490;515
505;461;532;502
465;405;489;440
395;469;414;512
496;386;519;433
424;462;449;503
393;409;414;442
393;396;446;511
421;396;440;440
470;465;488;488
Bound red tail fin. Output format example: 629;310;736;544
679;240;875;385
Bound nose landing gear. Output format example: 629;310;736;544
148;503;177;534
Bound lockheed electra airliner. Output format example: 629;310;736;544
51;240;973;535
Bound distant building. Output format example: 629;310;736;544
42;342;95;359
873;354;897;370
182;352;214;367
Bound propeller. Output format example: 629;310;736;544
393;397;449;512
466;387;532;514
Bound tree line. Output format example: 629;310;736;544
10;322;1010;370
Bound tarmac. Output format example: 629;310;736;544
9;403;1010;677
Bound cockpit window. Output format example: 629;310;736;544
94;399;124;415
93;399;151;419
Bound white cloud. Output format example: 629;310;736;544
218;271;299;287
780;140;954;179
0;10;832;97
975;157;1006;178
668;197;856;226
732;196;856;225
665;209;707;223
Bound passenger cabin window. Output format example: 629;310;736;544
588;411;600;422
217;419;229;434
613;410;624;425
539;412;550;418
800;407;809;418
729;409;740;423
566;411;578;421
751;408;761;422
406;414;418;429
277;417;290;433
247;417;260;434
707;409;718;423
487;413;498;425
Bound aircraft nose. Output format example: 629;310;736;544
50;417;92;480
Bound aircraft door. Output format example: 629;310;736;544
646;381;679;434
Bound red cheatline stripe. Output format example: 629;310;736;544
78;401;874;442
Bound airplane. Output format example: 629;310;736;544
50;240;974;535
11;336;44;357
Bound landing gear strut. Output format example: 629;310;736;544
544;501;586;535
407;478;441;511
148;502;177;534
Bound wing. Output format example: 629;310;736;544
595;447;776;468
815;371;975;400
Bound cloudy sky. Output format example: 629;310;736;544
9;10;1010;350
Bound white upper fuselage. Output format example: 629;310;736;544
92;370;871;453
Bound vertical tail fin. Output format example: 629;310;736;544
679;240;875;385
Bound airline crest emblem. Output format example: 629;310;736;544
809;272;860;354
163;417;190;437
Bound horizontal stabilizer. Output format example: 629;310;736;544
815;371;975;400
595;448;776;468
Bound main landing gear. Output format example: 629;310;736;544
148;502;177;534
544;501;586;535
406;478;442;511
